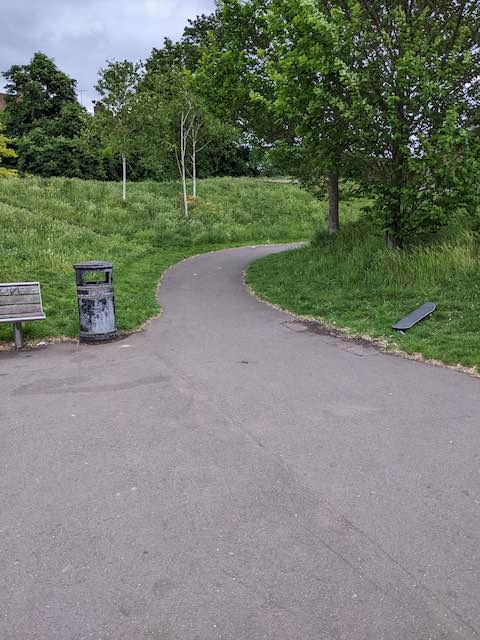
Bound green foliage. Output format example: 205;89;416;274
146;13;219;76
198;0;278;138
352;1;480;245
16;128;104;179
267;0;359;191
95;59;141;160
140;19;261;180
1;52;100;178
0;176;325;344
2;52;79;137
247;218;480;370
90;43;253;185
135;68;242;182
135;69;191;180
266;0;480;245
49;102;87;138
197;0;292;176
0;124;17;177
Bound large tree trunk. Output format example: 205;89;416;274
386;142;408;248
385;231;399;249
327;172;340;235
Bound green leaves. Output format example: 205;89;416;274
1;53;101;178
2;52;79;138
95;60;142;159
265;0;480;244
0;124;17;177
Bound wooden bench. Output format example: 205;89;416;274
0;282;46;349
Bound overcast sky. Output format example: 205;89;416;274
1;0;216;110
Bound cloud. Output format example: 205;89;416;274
1;0;215;109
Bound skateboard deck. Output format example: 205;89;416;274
392;302;436;331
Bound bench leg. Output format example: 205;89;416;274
13;322;24;350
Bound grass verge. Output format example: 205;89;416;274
0;175;328;346
246;219;480;373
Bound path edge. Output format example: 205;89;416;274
243;252;480;380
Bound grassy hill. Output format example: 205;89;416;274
0;176;328;345
247;219;480;373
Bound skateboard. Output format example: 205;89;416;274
392;302;436;331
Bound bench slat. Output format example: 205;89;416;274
0;284;41;296
0;294;41;306
0;304;44;316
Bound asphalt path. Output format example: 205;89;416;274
1;244;480;640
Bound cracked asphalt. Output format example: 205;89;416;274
1;244;480;640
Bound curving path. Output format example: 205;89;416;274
1;244;480;640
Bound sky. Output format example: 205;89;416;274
1;0;216;110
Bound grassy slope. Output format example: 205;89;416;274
247;215;480;372
0;176;326;345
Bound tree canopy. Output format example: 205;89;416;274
3;52;78;137
0;125;17;177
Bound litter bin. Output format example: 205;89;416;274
74;261;118;342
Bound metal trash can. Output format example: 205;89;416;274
73;261;118;342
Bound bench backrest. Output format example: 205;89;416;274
0;282;46;323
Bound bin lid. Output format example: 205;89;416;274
74;261;113;271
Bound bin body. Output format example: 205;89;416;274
74;261;118;342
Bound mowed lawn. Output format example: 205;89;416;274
247;219;480;372
0;176;327;345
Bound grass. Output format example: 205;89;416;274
0;175;327;345
246;217;480;372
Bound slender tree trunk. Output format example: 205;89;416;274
182;160;188;217
192;136;197;198
122;155;127;202
327;172;340;235
176;107;196;217
181;114;188;216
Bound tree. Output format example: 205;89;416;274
1;52;96;177
146;13;220;77
267;0;364;234
50;102;87;138
136;64;237;214
174;79;223;213
198;0;280;141
268;0;480;246
95;60;141;200
2;52;78;138
16;128;104;178
176;92;194;215
139;24;245;206
0;125;17;177
353;0;480;246
198;0;347;231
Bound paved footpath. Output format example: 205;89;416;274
1;245;480;640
